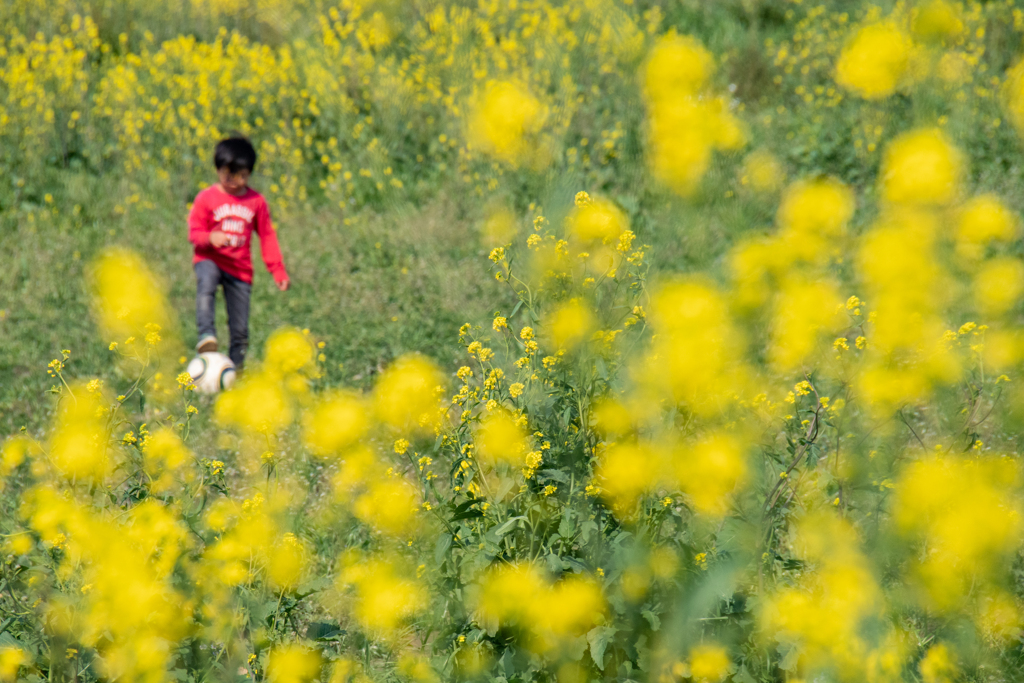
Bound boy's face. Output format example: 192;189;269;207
218;167;251;196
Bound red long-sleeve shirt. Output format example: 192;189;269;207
188;185;288;284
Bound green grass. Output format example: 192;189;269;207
0;176;511;434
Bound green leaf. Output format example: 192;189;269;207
641;609;660;631
779;646;801;672
494;516;527;537
495;476;515;501
306;621;344;640
587;625;616;671
538;468;570;484
558;510;574;539
732;665;756;683
450;508;484;522
636;634;650;672
296;576;332;597
564;635;588;661
435;532;453;565
563;556;588;573
451;498;478;515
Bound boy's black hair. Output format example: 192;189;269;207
214;136;257;173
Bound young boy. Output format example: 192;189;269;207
188;136;290;370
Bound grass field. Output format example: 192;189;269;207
0;187;504;432
0;152;779;435
8;2;1024;683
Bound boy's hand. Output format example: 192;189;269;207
209;230;229;248
276;278;290;292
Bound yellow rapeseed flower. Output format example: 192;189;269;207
265;327;315;375
373;354;443;430
266;644;321;683
689;644;730;682
90;248;174;349
912;0;964;42
570;197;628;244
835;22;913;100
216;370;293;435
595;442;662;516
0;648;26;682
975;258;1024;315
547;300;595;352
671;433;748;515
475;412;528;467
739;149;785;193
644;34;714;101
956;194;1019;260
880;128;963;206
339;556;427;635
303;391;367;456
467;80;548;167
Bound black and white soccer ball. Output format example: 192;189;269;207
186;352;236;395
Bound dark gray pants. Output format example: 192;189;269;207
195;260;251;369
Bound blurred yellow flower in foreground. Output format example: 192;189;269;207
760;513;883;675
90;248;174;348
338;556;427;635
893;455;1022;610
476;564;604;651
644;280;747;414
0;648;26;682
644;34;745;196
596;441;662;515
975;258;1024;316
268;533;308;590
672;433;749;515
644;33;714;100
912;0;963;41
769;276;845;372
49;384;111;482
467;80;548;168
880;128;963;206
919;643;957;683
570;197;628;245
265;327;316;375
267;644;321;683
777;177;854;240
547;300;596;352
475;412;528;467
216;370;293;435
956;194;1019;260
835;22;913;100
739;149;785;193
688;644;730;682
374;354;443;430
352;478;419;536
303;391;368;456
143;428;191;493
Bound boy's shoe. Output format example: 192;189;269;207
196;335;218;353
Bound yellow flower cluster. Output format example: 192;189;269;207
643;35;745;195
0;0;658;212
475;564;604;652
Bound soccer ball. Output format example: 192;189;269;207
186;352;237;395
